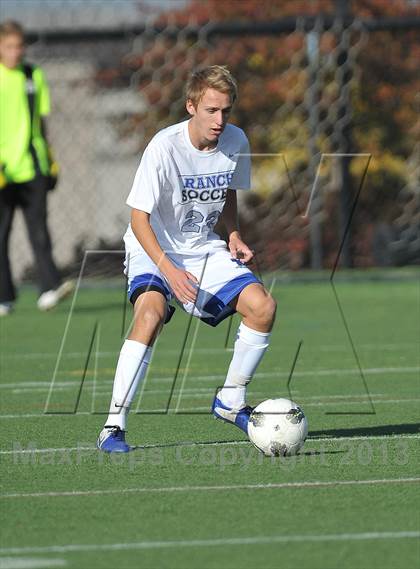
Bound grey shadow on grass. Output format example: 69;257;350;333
309;423;420;439
126;439;347;456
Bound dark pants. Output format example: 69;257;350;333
0;176;61;302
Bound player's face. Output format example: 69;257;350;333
187;88;233;145
0;33;25;68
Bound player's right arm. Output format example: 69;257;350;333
128;142;198;304
131;208;198;304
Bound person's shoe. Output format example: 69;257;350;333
212;396;253;434
97;426;132;453
37;280;75;311
0;302;14;317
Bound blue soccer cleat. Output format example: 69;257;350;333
212;396;253;434
97;426;132;453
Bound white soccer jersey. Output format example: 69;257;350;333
124;118;251;257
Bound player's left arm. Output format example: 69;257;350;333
40;118;49;142
36;67;55;165
221;188;253;263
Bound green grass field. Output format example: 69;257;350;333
0;271;419;569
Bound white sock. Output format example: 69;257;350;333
218;322;271;410
105;339;152;430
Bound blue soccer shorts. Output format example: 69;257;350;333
124;247;261;327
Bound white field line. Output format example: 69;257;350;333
0;377;398;398
2;432;420;456
1;531;419;555
2;531;420;557
0;446;95;455
1;477;420;500
82;365;420;380
6;387;420;410
2;396;420;420
1;365;419;392
116;397;420;412
0;412;91;420
5;395;420;419
1;342;418;361
152;396;418;409
0;558;67;569
4;387;394;402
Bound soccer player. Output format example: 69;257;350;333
0;21;73;316
97;66;276;452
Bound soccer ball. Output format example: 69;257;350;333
248;398;308;457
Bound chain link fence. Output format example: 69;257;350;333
9;1;420;280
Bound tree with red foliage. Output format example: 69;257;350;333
98;0;419;268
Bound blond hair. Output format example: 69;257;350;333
0;20;25;40
186;65;237;107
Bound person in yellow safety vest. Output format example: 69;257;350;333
0;20;73;316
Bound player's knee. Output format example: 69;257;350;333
264;293;277;324
254;292;277;326
139;306;165;331
133;300;166;336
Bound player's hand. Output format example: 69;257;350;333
229;235;254;264
164;265;198;304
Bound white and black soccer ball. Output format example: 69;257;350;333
248;398;308;457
